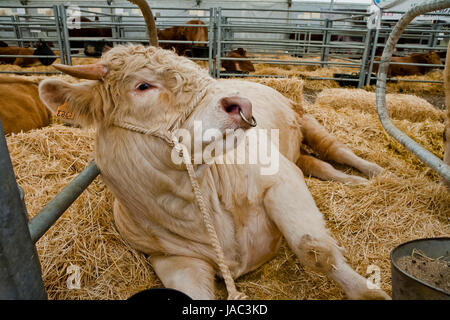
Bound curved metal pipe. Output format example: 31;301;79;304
376;0;450;182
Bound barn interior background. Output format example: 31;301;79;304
1;0;449;85
0;0;449;300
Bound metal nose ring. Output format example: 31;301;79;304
239;109;257;127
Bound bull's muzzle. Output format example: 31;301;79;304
220;96;257;128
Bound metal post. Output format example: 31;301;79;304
376;0;450;182
58;4;72;65
215;7;222;78
366;26;380;86
53;5;66;65
320;19;332;68
0;120;47;300
358;28;373;88
208;7;215;77
12;15;23;47
429;22;441;48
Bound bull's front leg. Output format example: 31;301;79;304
149;255;216;300
263;161;390;300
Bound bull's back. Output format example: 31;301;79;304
0;47;37;66
0;77;51;134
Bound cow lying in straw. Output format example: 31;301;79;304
38;0;389;300
0;40;56;67
222;48;255;74
372;51;442;77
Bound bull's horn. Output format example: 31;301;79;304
129;0;159;47
53;63;108;80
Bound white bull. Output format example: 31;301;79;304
38;44;389;300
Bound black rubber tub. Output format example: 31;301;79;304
391;237;450;300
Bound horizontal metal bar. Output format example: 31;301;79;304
371;61;444;67
221;8;372;15
28;162;100;243
222;42;365;50
368;76;443;84
220;57;362;67
0;55;58;58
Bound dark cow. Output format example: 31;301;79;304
371;51;442;76
34;40;57;66
0;40;56;67
221;48;255;73
68;16;113;56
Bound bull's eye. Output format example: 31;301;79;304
137;83;153;91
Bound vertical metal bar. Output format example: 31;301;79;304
358;28;372;88
430;22;441;48
208;7;215;77
58;4;72;66
366;26;380;86
0;119;47;300
215;7;222;78
12;15;23;47
320;19;331;68
111;14;118;47
53;5;66;65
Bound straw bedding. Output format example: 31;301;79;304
242;53;445;95
316;88;445;123
4;71;449;300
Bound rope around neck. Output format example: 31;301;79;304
113;85;247;300
172;137;247;300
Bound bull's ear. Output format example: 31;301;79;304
39;78;102;127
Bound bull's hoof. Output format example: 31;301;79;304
343;175;369;185
364;163;385;178
347;288;391;300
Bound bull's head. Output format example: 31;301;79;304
39;1;255;150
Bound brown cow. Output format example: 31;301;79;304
157;19;208;56
0;77;51;135
372;51;442;76
68;16;113;56
0;41;56;67
222;48;255;73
